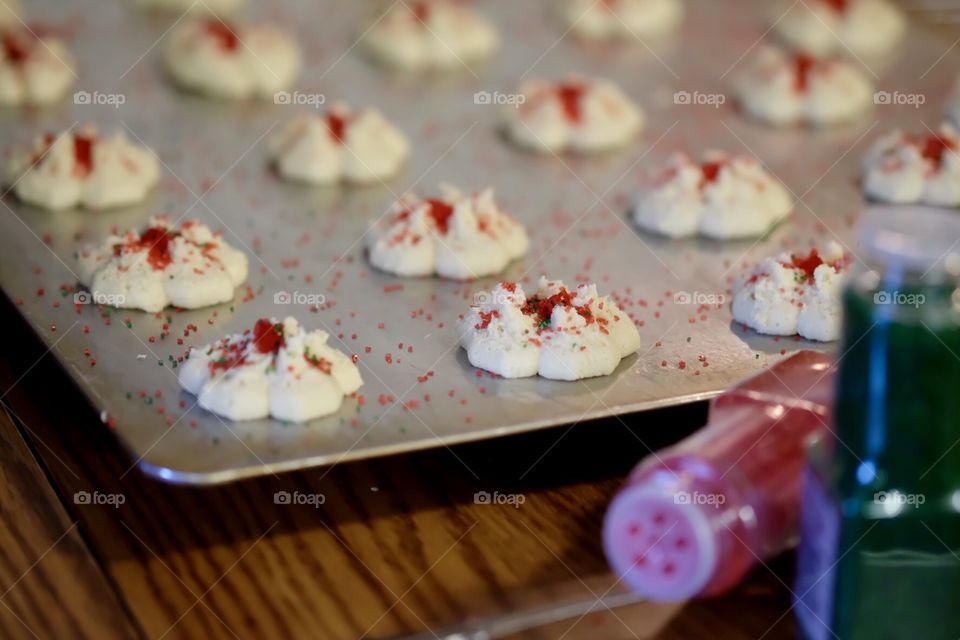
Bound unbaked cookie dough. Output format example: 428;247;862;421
458;278;641;380
731;242;850;342
557;0;683;40
4;125;159;210
774;0;905;58
632;151;792;239
179;316;363;422
0;26;76;106
367;185;528;280
77;215;248;313
267;104;410;184
362;1;498;71
163;18;300;99
735;47;873;126
503;77;645;153
862;125;960;207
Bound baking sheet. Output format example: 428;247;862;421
1;0;952;483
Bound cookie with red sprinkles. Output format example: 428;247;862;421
179;316;362;422
367;184;528;280
76;215;248;313
459;277;641;380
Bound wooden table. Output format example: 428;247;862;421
0;300;795;639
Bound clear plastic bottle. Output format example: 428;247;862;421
603;349;834;601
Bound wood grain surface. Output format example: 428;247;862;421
0;407;138;638
0;301;795;639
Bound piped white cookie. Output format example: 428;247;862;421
731;243;850;342
633;151;792;239
163;18;300;99
557;0;683;40
735;47;873;126
362;1;498;71
458;278;641;380
503;76;645;153
4;125;159;210
862;125;960;207
268;104;410;184
774;0;905;58
76;215;248;313
179;317;362;423
0;27;76;106
367;185;528;280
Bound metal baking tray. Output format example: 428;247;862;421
1;0;953;483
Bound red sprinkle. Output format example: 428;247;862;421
74;135;94;178
556;83;586;122
425;199;455;234
327;112;348;143
304;353;332;374
115;227;178;270
475;309;500;330
205;20;239;51
788;249;823;281
252;319;284;354
921;134;957;171
1;32;28;63
700;161;724;187
794;54;816;93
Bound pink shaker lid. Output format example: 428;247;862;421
603;484;719;601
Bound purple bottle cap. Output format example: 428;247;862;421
603;484;719;601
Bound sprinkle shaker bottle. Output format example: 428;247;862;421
795;207;960;640
604;349;834;601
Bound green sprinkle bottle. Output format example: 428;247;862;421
795;207;960;640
